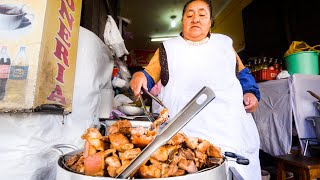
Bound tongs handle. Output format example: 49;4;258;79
141;88;167;109
138;94;155;122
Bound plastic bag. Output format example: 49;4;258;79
284;41;320;57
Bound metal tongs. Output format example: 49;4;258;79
116;86;216;179
141;88;167;109
139;87;167;122
138;93;155;122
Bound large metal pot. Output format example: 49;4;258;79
55;148;227;180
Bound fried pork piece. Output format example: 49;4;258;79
105;156;121;167
82;128;105;158
83;141;97;158
131;126;146;136
185;137;199;149
172;169;186;177
70;156;84;173
109;132;134;152
105;156;121;177
131;126;156;148
159;163;169;177
207;144;222;158
119;148;141;161
65;153;82;167
197;139;211;153
151;146;168;162
164;164;179;177
149;157;162;169
82;128;103;139
149;108;169;131
149;158;179;178
178;159;198;174
166;145;180;161
138;164;161;178
108;120;132;135
194;150;207;168
170;154;184;165
115;160;131;175
84;151;105;176
103;148;117;157
178;148;195;160
167;132;187;145
107;166;119;177
206;157;224;167
131;134;154;148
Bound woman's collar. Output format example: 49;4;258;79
180;32;211;46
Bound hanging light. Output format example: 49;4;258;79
170;15;177;28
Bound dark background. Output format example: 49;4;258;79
242;0;320;59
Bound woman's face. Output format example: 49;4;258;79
182;0;212;41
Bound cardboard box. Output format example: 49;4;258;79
0;0;82;113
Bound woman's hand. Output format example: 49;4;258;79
243;93;258;113
130;72;148;96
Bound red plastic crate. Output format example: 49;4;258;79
252;69;279;82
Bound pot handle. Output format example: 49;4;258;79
224;152;250;165
51;144;79;156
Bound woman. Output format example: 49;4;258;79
130;0;261;179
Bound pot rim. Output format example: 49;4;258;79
57;149;227;180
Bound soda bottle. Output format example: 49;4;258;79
0;47;11;101
8;46;29;102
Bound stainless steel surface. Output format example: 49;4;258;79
118;105;144;116
52;144;79;155
229;167;244;180
142;87;167;109
116;86;216;179
56;148;227;180
139;94;155;122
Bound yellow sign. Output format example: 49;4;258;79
0;0;82;113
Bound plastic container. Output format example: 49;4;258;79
284;51;319;75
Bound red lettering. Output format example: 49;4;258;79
53;37;69;67
57;18;71;47
47;85;66;105
65;0;75;12
56;63;65;83
59;0;74;30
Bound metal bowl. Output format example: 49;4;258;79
118;105;144;116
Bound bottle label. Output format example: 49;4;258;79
9;66;29;80
0;65;10;79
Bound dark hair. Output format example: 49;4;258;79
182;0;215;27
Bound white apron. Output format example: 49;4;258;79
160;34;261;180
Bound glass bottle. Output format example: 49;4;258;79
252;59;258;72
0;47;11;101
257;57;263;71
273;59;279;71
9;46;29;102
262;57;268;70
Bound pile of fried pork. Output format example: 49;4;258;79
65;109;223;178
